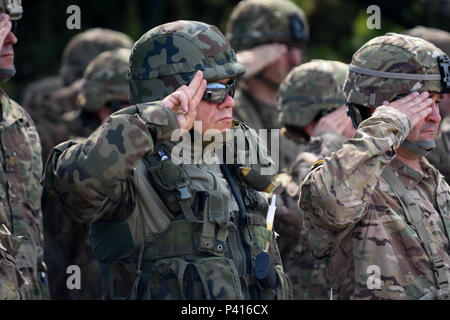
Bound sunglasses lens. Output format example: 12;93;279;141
202;80;236;103
203;83;227;103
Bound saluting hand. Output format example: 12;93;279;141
0;14;12;49
383;91;434;128
162;70;207;131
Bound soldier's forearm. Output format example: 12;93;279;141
44;102;179;220
300;106;412;228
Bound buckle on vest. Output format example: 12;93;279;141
431;258;445;270
177;184;191;200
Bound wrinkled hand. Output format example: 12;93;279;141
0;14;11;48
162;70;207;131
382;91;433;128
313;105;356;138
236;43;288;79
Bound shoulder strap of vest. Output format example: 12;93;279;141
381;166;450;292
143;144;200;223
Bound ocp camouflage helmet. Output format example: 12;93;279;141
129;20;246;104
344;33;446;108
403;26;450;56
278;59;348;127
77;48;131;113
226;0;309;52
60;28;133;87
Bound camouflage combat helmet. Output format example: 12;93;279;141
129;20;246;104
226;0;309;52
61;28;133;87
403;26;450;56
344;33;447;109
77;48;131;113
278;59;348;128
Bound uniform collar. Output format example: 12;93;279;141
390;157;437;189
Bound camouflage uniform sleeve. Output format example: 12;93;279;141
43;101;179;223
299;106;412;257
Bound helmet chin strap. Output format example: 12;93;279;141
401;139;436;157
0;66;16;83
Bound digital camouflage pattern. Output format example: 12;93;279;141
60;28;133;87
0;90;48;299
129;20;245;103
273;131;346;299
344;33;444;108
403;26;450;55
78;48;131;113
299;105;450;299
278;59;348;128
226;0;309;52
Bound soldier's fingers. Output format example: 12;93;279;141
187;71;204;99
189;79;207;112
416;107;432;119
400;91;420;103
409;91;430;106
416;97;433;110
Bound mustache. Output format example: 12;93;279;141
421;123;438;131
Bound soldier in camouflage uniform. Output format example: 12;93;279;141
43;20;292;300
22;28;133;163
226;0;310;172
300;33;450;300
43;48;131;300
403;26;450;183
0;8;49;299
272;60;353;299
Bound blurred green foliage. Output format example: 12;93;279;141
7;0;450;102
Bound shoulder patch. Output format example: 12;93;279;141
310;159;324;171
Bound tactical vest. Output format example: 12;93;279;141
89;127;292;300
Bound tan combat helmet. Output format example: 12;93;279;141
344;33;450;155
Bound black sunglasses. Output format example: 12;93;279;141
202;80;235;104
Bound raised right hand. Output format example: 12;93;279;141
0;14;12;49
162;70;207;131
236;43;288;79
382;91;433;128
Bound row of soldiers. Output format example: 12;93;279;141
2;0;450;300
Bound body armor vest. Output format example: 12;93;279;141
89;126;292;300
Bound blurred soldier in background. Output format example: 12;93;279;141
0;1;49;299
272;60;354;299
226;0;310;171
403;26;450;183
43;48;131;299
22;28;133;163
